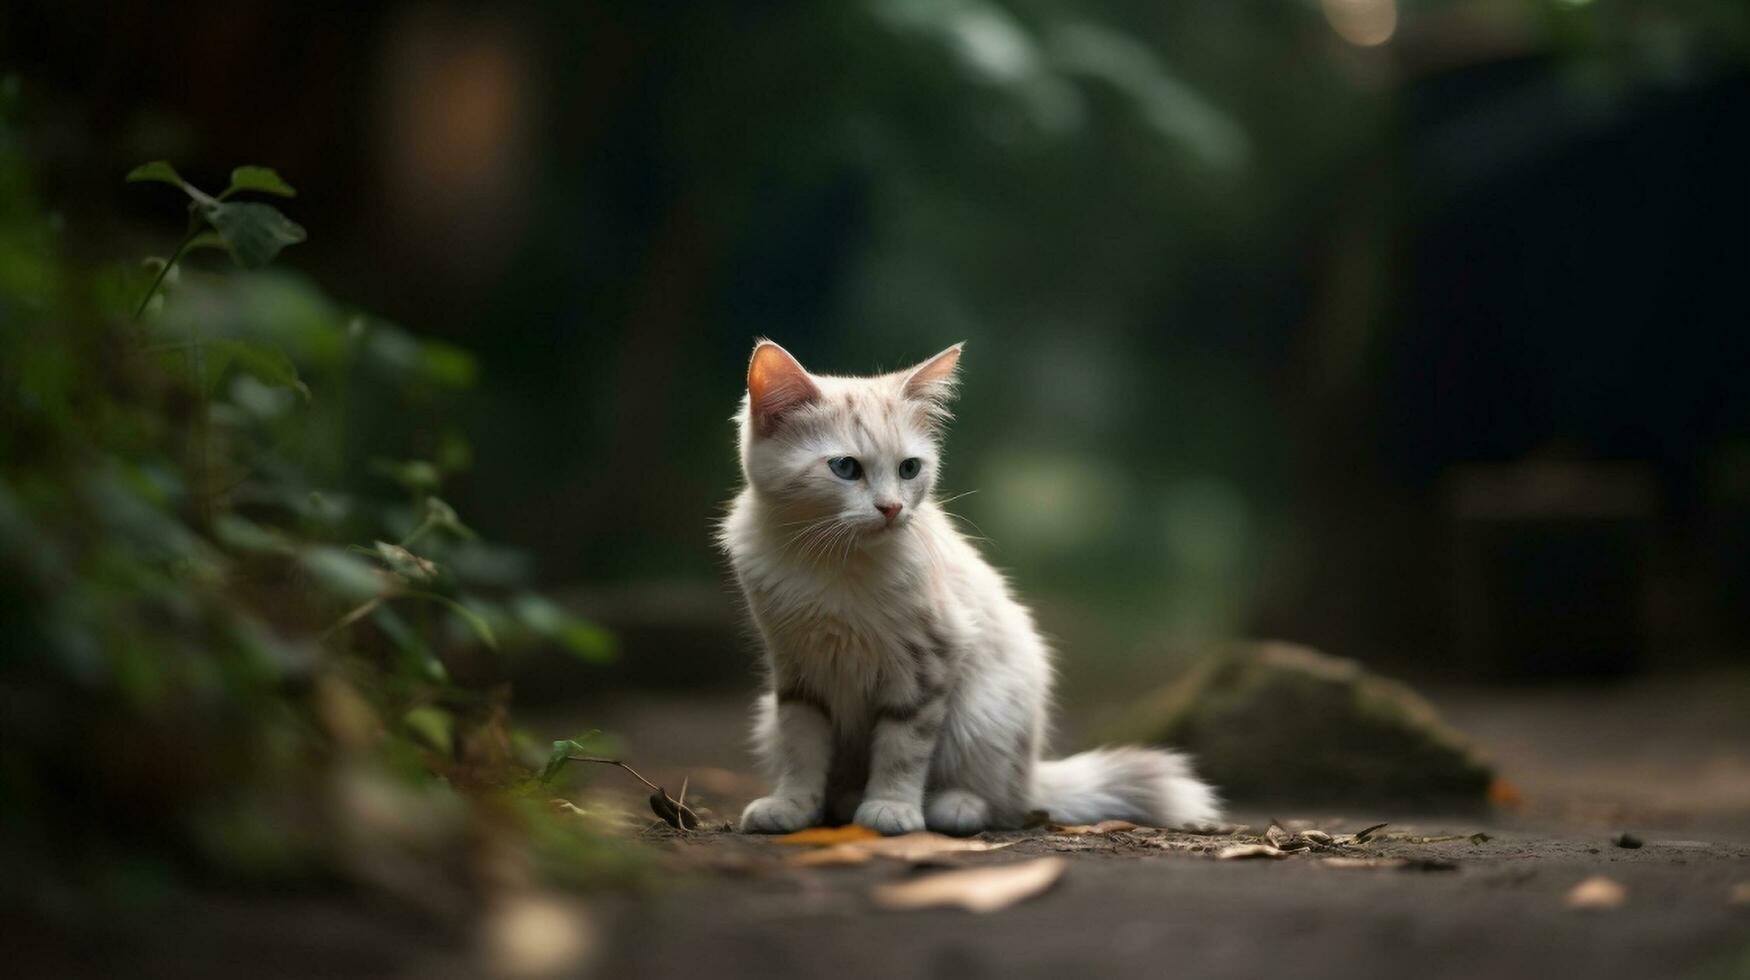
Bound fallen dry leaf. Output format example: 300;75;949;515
872;857;1067;913
1566;875;1627;909
784;831;1013;867
1321;856;1409;870
789;844;875;868
856;832;1014;861
1351;822;1389;843
1728;882;1750;906
1218;844;1289;860
1050;820;1139;836
774;825;883;846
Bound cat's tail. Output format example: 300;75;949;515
1029;747;1221;828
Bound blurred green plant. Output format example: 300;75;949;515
0;89;623;905
125;160;305;318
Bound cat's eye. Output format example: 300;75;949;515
898;458;922;480
827;456;863;480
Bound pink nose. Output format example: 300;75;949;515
875;502;903;523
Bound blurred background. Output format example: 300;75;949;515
5;1;1750;974
5;0;1750;814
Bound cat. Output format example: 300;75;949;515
719;339;1219;835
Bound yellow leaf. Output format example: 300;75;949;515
855;832;1014;861
1050;820;1139;836
774;824;884;846
872;857;1067;913
789;844;875;867
783;831;1014;867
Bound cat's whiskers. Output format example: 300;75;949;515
779;517;841;563
797;518;853;567
940;507;994;545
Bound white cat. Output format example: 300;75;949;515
719;340;1219;835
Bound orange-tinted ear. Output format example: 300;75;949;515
747;340;820;437
902;342;963;405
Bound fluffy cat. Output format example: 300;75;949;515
719;340;1219;835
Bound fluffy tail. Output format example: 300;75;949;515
1029;747;1220;827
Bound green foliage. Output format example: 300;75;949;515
124;159;186;188
125;159;307;315
201;199;307;269
223;165;296;199
0;106;620;897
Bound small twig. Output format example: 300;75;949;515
567;756;702;828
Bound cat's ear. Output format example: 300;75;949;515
747;339;821;437
902;342;964;408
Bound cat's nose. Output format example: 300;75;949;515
875;501;903;524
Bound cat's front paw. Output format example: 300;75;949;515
925;789;990;836
852;799;926;836
740;795;817;834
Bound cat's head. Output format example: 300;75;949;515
736;339;962;541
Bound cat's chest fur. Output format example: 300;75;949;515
734;545;936;716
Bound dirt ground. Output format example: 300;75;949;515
578;823;1750;980
554;678;1750;980
12;677;1750;979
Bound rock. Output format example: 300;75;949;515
1104;642;1495;806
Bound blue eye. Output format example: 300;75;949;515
828;457;863;480
898;458;922;480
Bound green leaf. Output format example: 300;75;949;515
425;496;478;541
406;591;499;650
207;339;310;401
513;593;615;662
300;547;385;602
213;514;294;555
436;431;473;473
540;740;577;783
125;161;187;189
199;200;307;269
419;341;478;388
359;326;478;388
184;231;228;253
224;165;296;199
371;604;449;683
538;732;611;783
371;458;443;494
403;706;454;755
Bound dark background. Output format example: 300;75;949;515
6;0;1748;695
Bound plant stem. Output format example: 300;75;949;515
400;516;437;548
566;756;702;828
322;595;386;642
133;229;199;321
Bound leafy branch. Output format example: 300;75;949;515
540;738;701;831
126;161;305;319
